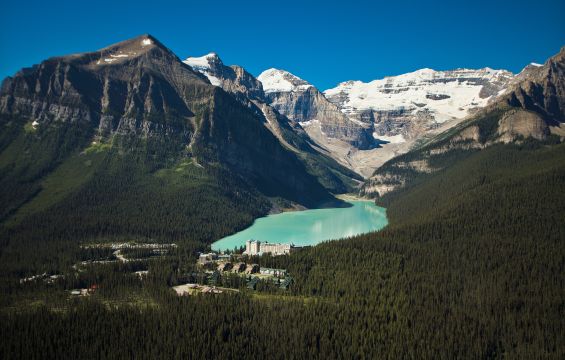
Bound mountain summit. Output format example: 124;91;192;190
324;67;514;142
257;69;313;93
182;52;363;193
0;35;345;237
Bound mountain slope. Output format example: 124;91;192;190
501;48;565;125
183;53;363;192
361;47;565;198
0;35;344;272
257;69;377;149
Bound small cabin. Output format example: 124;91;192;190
198;252;218;265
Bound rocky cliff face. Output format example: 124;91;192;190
183;53;363;192
258;69;376;149
501;47;565;124
0;35;339;208
184;53;264;101
0;35;205;143
324;68;515;144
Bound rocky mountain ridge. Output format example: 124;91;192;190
256;68;376;150
183;53;363;193
361;47;565;198
324;67;515;143
0;34;344;217
183;50;563;178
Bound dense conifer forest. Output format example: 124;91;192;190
1;134;564;358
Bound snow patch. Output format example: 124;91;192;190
183;53;218;71
141;38;152;46
183;53;223;86
206;74;221;86
299;119;320;128
373;133;405;144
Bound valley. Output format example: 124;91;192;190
0;29;564;359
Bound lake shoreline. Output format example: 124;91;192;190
269;193;372;215
212;200;388;252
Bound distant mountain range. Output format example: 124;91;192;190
0;34;563;238
185;50;555;177
361;46;565;197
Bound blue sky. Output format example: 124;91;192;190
1;0;564;90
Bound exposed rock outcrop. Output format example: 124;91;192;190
497;109;549;143
0;34;341;207
502;47;565;124
258;69;376;149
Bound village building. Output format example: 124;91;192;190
259;268;287;277
198;252;218;265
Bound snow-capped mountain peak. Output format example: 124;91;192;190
183;52;220;70
183;53;222;85
324;67;514;129
257;68;312;93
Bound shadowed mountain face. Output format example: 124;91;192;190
502;47;565;124
183;53;364;192
0;35;342;237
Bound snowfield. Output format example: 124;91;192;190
324;67;514;124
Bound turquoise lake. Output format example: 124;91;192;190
212;200;388;251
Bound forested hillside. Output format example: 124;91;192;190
2;135;563;359
0;35;348;275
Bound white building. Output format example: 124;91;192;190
244;240;299;256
